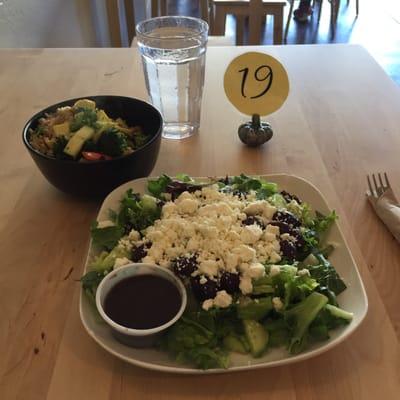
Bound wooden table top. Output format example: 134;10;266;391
0;45;399;400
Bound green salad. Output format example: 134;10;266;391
82;174;353;369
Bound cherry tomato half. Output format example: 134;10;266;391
82;152;112;161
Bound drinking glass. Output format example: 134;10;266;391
136;16;208;140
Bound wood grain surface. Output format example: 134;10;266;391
0;45;399;399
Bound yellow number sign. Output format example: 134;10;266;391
224;52;289;116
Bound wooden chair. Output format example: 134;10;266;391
347;0;359;15
212;0;287;45
150;0;235;46
105;0;136;47
284;0;359;43
104;0;234;47
150;0;212;23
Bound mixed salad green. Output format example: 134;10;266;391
81;174;352;369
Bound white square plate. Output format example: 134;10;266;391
80;174;368;374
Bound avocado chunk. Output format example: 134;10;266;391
53;121;70;137
64;126;95;158
243;319;269;357
73;99;96;110
97;109;111;122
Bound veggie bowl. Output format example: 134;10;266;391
23;96;163;197
80;174;368;372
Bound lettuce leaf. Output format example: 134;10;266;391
81;269;108;306
226;174;278;197
89;245;130;272
147;174;213;200
313;210;337;234
147;174;172;198
307;254;346;295
161;310;230;369
90;222;124;251
117;190;161;233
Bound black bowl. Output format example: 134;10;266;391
23;96;163;198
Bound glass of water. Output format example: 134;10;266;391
136;16;208;140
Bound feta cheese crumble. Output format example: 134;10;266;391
202;290;233;310
298;268;311;277
272;297;284;311
113;257;131;269
127;186;282;303
269;264;281;277
97;220;115;229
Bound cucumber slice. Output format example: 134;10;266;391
238;334;251;352
223;335;248;354
237;297;273;321
97;109;111;122
243;319;269;357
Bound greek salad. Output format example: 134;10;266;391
81;174;353;369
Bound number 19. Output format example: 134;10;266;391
239;65;273;99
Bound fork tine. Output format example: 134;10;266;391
372;174;379;194
384;172;391;188
367;175;374;196
378;173;384;189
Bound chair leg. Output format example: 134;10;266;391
213;7;227;36
330;0;340;37
330;0;335;37
151;0;158;17
335;0;340;24
284;0;295;44
124;0;136;45
236;15;245;45
356;0;359;15
273;7;284;45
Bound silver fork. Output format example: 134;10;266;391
367;172;391;198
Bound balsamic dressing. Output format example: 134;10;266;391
104;275;181;329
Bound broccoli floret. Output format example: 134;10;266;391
284;292;328;354
70;108;98;132
309;304;353;341
325;304;353;321
81;139;98;153
53;136;69;159
133;132;149;148
97;127;128;157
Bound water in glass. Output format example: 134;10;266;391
137;19;208;140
